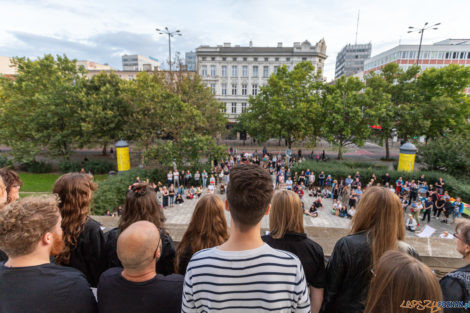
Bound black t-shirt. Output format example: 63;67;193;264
424;200;434;210
0;249;7;263
63;217;106;287
97;267;183;313
262;232;326;288
105;228;176;276
0;262;97;313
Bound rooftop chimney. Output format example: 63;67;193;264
277;42;283;48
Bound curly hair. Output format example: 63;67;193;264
0;167;23;204
0;195;60;257
52;173;97;264
175;194;229;273
0;176;6;209
118;183;167;234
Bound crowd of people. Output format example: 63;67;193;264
0;156;469;312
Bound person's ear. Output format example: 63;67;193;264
225;199;230;212
42;232;53;246
264;204;271;216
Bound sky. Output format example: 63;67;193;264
0;0;469;81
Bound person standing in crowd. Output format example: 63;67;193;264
175;195;229;275
53;173;106;287
168;184;175;208
453;197;464;223
105;183;176;276
436;177;445;195
173;169;179;188
318;171;325;188
185;170;192;187
440;221;470;313
435;195;446;219
263;190;326;313
182;164;310;312
340;185;350;210
323;187;419;313
162;186;169;208
442;198;454;224
98;221;183;313
381;173;390;185
0;167;22;204
194;170;201;187
201;170;208;188
364;251;442;313
167;170;173;187
0;196;97;313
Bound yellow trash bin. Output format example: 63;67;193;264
115;140;130;172
397;142;417;172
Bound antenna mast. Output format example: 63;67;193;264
355;10;360;45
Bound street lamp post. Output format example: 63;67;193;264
407;22;440;65
156;27;182;72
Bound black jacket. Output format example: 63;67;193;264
0;249;7;263
105;227;176;276
440;264;470;313
63;217;106;287
322;231;419;313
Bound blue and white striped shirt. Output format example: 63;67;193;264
182;244;310;313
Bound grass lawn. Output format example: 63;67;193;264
19;172;107;193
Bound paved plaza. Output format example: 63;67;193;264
160;187;455;238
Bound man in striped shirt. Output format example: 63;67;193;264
182;164;310;313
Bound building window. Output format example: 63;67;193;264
211;57;215;61
264;57;269;61
242;84;247;95
274;66;279;73
275;57;279;61
202;57;206;61
222;83;227;95
233;57;237;61
263;66;269;78
202;66;207;77
241;102;247;113
210;65;216;77
286;57;291;61
232;66;238;77
210;83;216;94
221;103;226;113
232;102;237;114
253;65;258;77
460;52;465;59
222;57;226;61
252;84;258;96
302;57;307;61
221;65;227;77
232;84;237;95
254;57;258;61
242;65;248;77
445;52;450;59
453;52;458;59
243;57;247;61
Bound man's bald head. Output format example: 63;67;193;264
117;221;161;272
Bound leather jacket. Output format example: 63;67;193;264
322;231;419;313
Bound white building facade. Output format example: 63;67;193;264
122;54;160;71
196;40;327;122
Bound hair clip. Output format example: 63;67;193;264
131;185;147;197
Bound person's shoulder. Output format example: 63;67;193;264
39;264;92;287
84;217;103;233
158;273;184;283
100;267;122;280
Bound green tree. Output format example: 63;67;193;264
82;71;130;155
240;61;320;148
0;55;86;161
321;76;371;159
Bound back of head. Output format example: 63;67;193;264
351;186;404;265
52;173;97;264
176;194;229;270
364;250;442;313
119;183;166;233
0;167;22;204
0;196;59;258
226;164;273;228
269;190;304;239
117;221;160;272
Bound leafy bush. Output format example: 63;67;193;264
293;160;470;202
19;161;53;173
417;134;470;178
59;159;115;174
0;156;10;168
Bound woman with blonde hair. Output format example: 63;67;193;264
262;190;326;313
323;186;419;313
53;173;105;287
364;250;442;313
175;194;229;275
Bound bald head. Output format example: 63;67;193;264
117;221;161;272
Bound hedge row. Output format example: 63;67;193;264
59;160;115;174
292;161;470;202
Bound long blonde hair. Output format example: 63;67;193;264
351;186;405;266
269;190;304;239
364;250;442;313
